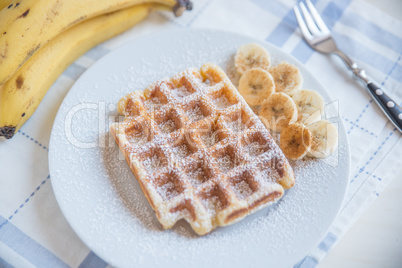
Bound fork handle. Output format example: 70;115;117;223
335;50;402;132
365;82;402;132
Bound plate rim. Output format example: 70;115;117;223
49;28;351;267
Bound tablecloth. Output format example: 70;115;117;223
1;0;401;267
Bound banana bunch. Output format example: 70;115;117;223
235;43;338;160
0;0;192;139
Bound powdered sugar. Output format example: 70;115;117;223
127;132;147;146
157;181;179;201
244;142;267;157
200;131;218;148
142;155;163;174
158;119;176;134
186;105;205;122
202;195;223;216
232;180;253;199
171;86;193;98
226;119;246;133
144;97;163;110
216;155;234;172
213;95;231;109
172;144;192;159
259;167;279;184
186;167;208;187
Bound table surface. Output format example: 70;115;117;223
321;1;402;267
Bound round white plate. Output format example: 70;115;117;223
49;29;350;268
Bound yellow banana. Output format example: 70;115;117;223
0;0;191;85
0;3;171;138
0;1;12;11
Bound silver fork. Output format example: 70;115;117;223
294;0;402;133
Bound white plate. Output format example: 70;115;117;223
49;29;350;268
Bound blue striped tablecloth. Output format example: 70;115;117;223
1;0;401;267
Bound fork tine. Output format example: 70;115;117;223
299;2;321;36
293;6;313;40
306;0;330;34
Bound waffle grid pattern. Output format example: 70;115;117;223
110;64;295;235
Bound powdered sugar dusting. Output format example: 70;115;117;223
142;155;163;174
202;195;222;216
213;95;231;109
259;167;279;184
186;105;204;122
127;132;147;146
157;181;179;201
186;167;208;187
226;119;246;133
172;144;192;159
201;131;218;148
216;155;234;172
245;142;267;157
144;97;163;110
232;180;253;199
171;86;193;98
158;119;176;134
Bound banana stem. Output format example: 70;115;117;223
173;0;193;17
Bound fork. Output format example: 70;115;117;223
293;0;402;133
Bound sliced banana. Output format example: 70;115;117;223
238;68;275;106
307;120;338;159
292;89;324;125
280;123;312;160
235;43;271;75
260;92;298;132
269;62;303;95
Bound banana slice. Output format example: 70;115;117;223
235;43;271;75
280;123;312;160
292;89;324;125
238;68;275;106
307;120;338;158
260;92;298;132
269;62;303;95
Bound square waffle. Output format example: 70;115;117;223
110;63;295;235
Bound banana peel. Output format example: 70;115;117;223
0;1;12;11
0;2;191;138
0;0;192;85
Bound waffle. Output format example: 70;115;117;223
110;63;295;235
